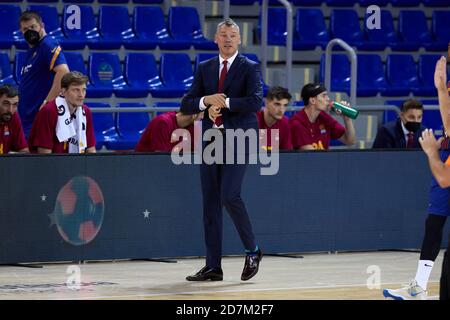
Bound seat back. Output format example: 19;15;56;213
64;52;87;74
133;6;169;40
364;10;397;44
63;5;96;38
386;54;419;88
330;9;363;43
98;5;132;38
125;53;162;88
295;8;328;42
88;53;123;88
116;103;150;136
0;53;14;85
0;5;21;36
160;53;193;89
168;6;204;41
432;11;450;43
398;10;432;43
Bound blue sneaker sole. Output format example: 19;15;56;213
382;289;405;300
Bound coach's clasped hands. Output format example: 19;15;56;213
204;93;227;109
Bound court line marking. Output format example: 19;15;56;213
53;281;440;300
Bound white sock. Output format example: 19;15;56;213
414;260;434;290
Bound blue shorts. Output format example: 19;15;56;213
428;150;450;217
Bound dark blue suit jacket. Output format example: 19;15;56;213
372;118;427;149
180;54;263;132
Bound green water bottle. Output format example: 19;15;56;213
330;101;359;120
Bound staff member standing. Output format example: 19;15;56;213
18;10;69;137
181;18;263;282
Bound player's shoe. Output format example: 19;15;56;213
383;280;427;300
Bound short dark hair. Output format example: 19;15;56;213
0;85;19;99
301;83;327;106
401;99;424;112
266;86;292;102
19;10;42;26
61;71;89;89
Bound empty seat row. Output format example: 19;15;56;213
259;8;450;51
0;5;216;50
248;0;450;6
90;102;151;151
0;52;267;99
319;54;447;97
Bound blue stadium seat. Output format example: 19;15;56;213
326;0;357;6
292;0;323;5
153;101;180;116
258;0;289;5
258;7;288;46
0;0;21;2
319;54;350;94
0;5;22;49
320;54;387;96
359;0;389;6
124;53;162;97
397;10;438;51
89;6;135;50
391;0;421;6
98;0;128;3
156;53;193;98
422;109;443;132
13;52;26;84
168;7;216;50
382;54;419;97
87;102;120;150
294;8;329;50
64;52;86;74
65;52;98;94
62;5;96;50
112;103;150;150
132;0;163;3
0;53;15;85
88;53;125;98
231;0;257;4
194;53;217;72
423;0;450;6
27;0;58;2
431;11;450;51
356;54;388;97
132;6;186;50
242;53;269;96
330;9;364;48
362;10;398;51
414;54;441;97
28;5;66;45
62;0;93;3
382;102;400;124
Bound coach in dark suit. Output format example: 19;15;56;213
181;18;263;281
372;99;427;149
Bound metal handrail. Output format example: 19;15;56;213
261;0;293;92
224;0;230;19
325;39;357;109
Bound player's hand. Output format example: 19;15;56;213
434;56;447;91
419;129;444;156
204;94;226;109
208;105;222;122
335;100;350;119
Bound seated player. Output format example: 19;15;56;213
256;86;292;151
28;71;96;153
0;85;29;154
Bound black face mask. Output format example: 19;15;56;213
404;121;421;133
24;29;41;46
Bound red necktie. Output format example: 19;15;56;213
406;132;414;148
215;60;228;127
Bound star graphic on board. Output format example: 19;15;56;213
143;209;151;219
48;212;57;227
41;194;47;202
